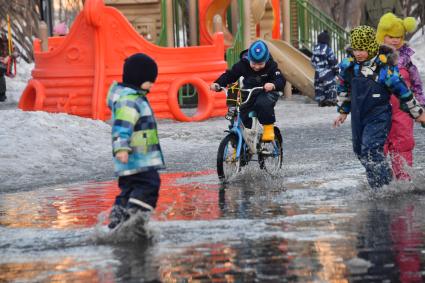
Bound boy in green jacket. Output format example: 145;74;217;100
107;53;165;230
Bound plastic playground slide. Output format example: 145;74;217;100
265;39;315;99
199;0;314;98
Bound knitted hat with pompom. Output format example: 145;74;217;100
376;13;417;44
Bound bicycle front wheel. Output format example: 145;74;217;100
217;133;240;182
259;127;283;174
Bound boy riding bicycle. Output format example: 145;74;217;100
210;40;286;142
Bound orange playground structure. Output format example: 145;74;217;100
198;0;282;46
198;0;234;47
19;0;317;121
19;0;228;122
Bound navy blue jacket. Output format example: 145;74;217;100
215;50;285;91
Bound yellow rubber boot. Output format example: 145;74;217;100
262;124;275;142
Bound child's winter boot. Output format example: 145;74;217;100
126;198;153;237
262;124;275;142
108;205;129;229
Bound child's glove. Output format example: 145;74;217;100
266;92;280;104
225;106;236;120
210;83;221;92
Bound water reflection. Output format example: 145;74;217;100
391;203;423;283
0;170;219;228
1;172;425;282
0;182;116;228
155;170;220;221
0;259;115;282
350;199;425;282
156;237;357;282
111;242;159;282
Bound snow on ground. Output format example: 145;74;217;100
0;109;112;190
0;96;338;191
410;28;425;80
1;30;424;191
4;61;33;105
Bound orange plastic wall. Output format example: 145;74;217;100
19;0;228;122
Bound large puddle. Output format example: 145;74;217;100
1;169;425;282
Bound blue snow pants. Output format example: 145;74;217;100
115;170;161;210
350;76;393;189
314;71;337;103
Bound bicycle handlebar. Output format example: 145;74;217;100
215;86;264;105
239;87;264;105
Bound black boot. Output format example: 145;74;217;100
108;205;129;229
0;93;6;102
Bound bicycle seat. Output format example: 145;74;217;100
248;111;257;118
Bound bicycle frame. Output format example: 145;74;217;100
222;86;264;158
216;86;283;181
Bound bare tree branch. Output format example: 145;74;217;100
0;0;83;62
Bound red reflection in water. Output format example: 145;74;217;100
0;260;114;283
0;170;219;229
391;205;423;283
155;170;220;221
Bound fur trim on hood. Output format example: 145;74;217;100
377;44;398;66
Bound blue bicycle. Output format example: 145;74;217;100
216;86;283;182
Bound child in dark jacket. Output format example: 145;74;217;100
333;26;425;190
376;13;425;180
210;40;286;141
0;33;8;102
311;30;339;107
106;53;165;230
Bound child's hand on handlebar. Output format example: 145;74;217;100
264;83;275;92
210;83;221;92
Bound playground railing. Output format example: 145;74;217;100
157;0;167;46
291;0;349;61
225;0;245;68
226;23;244;68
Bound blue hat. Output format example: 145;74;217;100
248;40;270;63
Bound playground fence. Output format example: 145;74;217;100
291;0;349;61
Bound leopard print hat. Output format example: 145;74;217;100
350;26;380;59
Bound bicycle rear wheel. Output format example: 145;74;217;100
258;127;283;174
217;133;240;182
